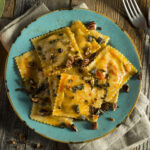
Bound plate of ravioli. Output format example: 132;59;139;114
5;9;141;143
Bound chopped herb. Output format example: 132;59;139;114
57;75;61;80
89;52;97;61
101;102;110;111
53;93;57;97
72;84;84;93
37;46;42;51
88;35;93;42
49;39;59;44
40;102;46;106
106;73;109;79
90;68;97;75
38;68;42;72
73;59;83;67
95;83;109;88
28;61;35;67
57;48;63;53
35;83;49;94
75;51;79;54
90;106;103;116
43;97;49;101
78;68;83;73
84;100;88;104
68;79;73;83
101;88;108;99
58;106;61;109
99;69;105;72
96;37;105;44
58;33;63;36
39;109;51;116
50;54;55;60
59;123;66;128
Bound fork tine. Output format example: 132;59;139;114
126;0;135;18
132;0;143;15
123;0;133;21
129;0;139;16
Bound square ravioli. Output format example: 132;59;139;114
15;50;73;128
71;20;100;57
52;73;105;122
86;45;137;103
31;27;82;76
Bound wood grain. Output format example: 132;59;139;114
2;0;15;18
0;0;149;150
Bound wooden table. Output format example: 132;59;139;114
0;0;149;149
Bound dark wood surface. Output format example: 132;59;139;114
0;0;149;150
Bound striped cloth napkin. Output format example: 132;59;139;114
0;2;150;150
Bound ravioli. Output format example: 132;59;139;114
86;45;137;103
71;21;100;57
31;27;82;76
15;50;73;128
52;73;105;122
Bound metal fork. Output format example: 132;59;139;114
123;0;150;35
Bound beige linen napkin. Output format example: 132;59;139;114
0;2;150;150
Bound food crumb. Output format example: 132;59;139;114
107;117;115;121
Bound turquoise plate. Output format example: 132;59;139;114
5;9;141;143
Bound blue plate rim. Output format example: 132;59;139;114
4;8;142;143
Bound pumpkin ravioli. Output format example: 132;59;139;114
31;27;83;76
86;45;137;103
15;50;73;128
52;73;105;122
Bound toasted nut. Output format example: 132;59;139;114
101;102;110;111
82;58;90;67
112;103;117;111
71;124;78;132
86;21;97;30
97;27;102;30
122;84;130;92
92;122;98;130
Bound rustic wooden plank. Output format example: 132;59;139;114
2;0;15;18
14;0;70;17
